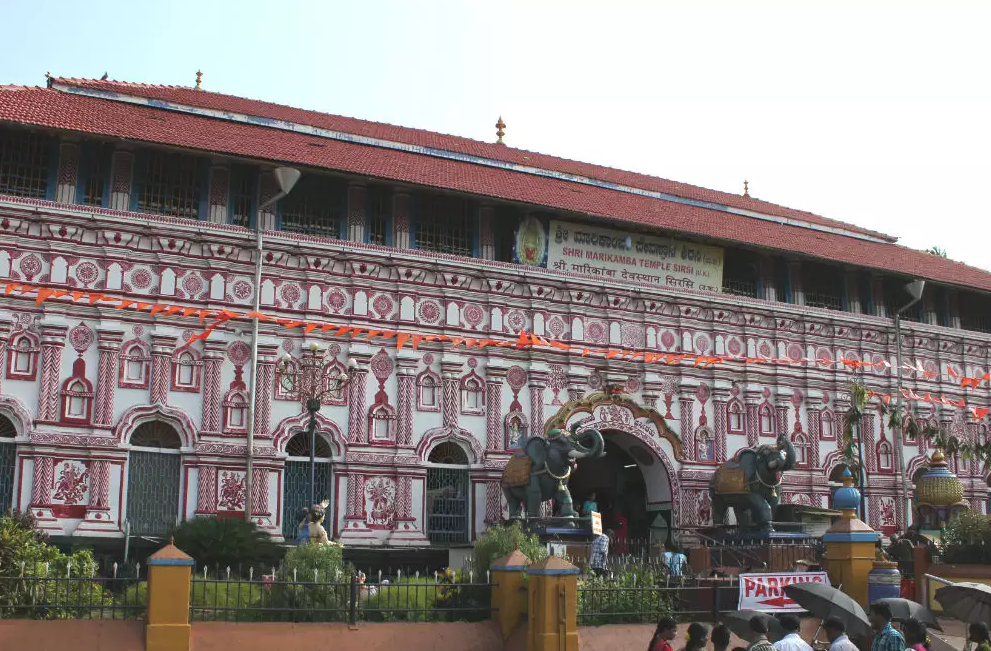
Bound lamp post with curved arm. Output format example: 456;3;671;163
276;343;358;507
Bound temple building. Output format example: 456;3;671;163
0;74;989;552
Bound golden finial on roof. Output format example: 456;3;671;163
743;180;750;197
195;70;203;90
495;116;506;145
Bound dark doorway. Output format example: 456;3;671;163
569;435;651;555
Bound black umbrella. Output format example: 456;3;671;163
934;582;991;624
720;610;786;643
783;582;873;639
874;597;942;631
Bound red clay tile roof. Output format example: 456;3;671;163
1;81;989;294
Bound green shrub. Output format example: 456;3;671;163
941;512;991;564
259;543;352;622
577;568;676;626
171;517;282;574
471;522;547;578
361;576;439;622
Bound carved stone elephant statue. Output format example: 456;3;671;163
709;435;797;531
501;423;605;521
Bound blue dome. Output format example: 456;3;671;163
832;468;861;511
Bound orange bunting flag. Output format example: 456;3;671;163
320;324;336;332
182;308;198;318
51;289;68;299
245;311;273;321
304;323;318;334
396;333;410;349
349;329;365;339
366;330;382;340
71;291;85;301
164;306;182;315
150;304;166;315
87;293;106;305
136;302;152;311
198;310;215;324
451;337;464;348
335;327;350;336
118;299;135;309
411;334;424;350
34;288;55;306
515;331;531;348
380;330;396;339
4;282;21;295
971;407;990;421
465;338;477;348
605;350;621;359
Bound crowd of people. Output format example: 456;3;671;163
644;603;990;651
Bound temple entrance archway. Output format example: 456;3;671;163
545;390;682;550
125;420;182;537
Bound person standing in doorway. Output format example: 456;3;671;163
773;615;812;651
583;492;599;516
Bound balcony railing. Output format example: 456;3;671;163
721;279;758;298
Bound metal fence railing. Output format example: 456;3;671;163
577;573;739;626
189;567;495;623
0;563;144;620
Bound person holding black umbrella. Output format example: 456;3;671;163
823;617;859;651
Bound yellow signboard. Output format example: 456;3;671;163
547;219;724;293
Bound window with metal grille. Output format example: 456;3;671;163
0;129;51;199
0;415;16;517
129;421;182;449
286;430;333;458
279;176;344;239
415;193;474;256
229;166;256;228
366;185;390;245
134;151;204;220
426;442;470;544
80;143;109;207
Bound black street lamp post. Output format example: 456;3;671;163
277;343;357;506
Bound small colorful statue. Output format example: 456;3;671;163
307;500;343;547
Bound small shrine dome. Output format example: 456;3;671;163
832;468;861;511
915;449;964;507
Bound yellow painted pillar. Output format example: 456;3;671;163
145;540;194;651
491;549;531;640
527;556;579;651
823;469;879;608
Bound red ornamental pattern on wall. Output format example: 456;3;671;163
365;476;396;529
218;471;246;510
52;461;89;504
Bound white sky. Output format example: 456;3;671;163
4;0;990;271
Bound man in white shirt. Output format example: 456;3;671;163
824;616;860;651
774;615;813;651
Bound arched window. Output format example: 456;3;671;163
821;411;836;440
283;430;334;540
119;340;150;389
426;441;470;543
697;429;715;462
222;390;249;432
367;403;396;443
126;421;182;537
877;441;893;471
759;404;775;436
417;370;440;411
505;413;527;450
793;434;809;467
319;361;348;406
171;349;201;392
727;401;745;434
286;430;333;458
461;375;484;414
60;377;93;424
6;332;39;380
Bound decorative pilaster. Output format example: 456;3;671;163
149;334;176;405
395;475;414;521
347;182;366;242
0;319;9;394
254;344;278;437
38;325;68;422
347;355;372;444
392;190;410;249
251;468;269;515
679;395;695;461
529;371;548;438
807;400;823;468
92;329;123;427
56;141;80;204
744;391;761;447
567;371;587;403
196;466;217;514
109;149;134;211
861;412;877;473
486;366;507;450
441;361;463;430
396;360;417;446
207;166;230;224
479;205;495;260
31;456;54;506
712;394;728;462
775;398;789;439
485;481;502;523
199;341;225;435
77;459;118;535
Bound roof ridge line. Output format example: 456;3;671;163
48;77;894;242
50;81;896;246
